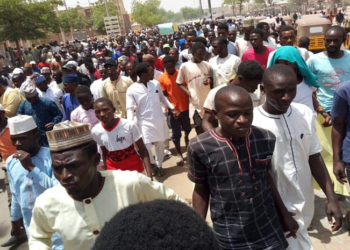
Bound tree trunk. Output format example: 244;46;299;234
232;5;234;16
15;39;23;67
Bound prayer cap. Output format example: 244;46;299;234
46;121;94;152
163;44;171;49
63;61;78;70
63;74;78;84
12;68;24;76
41;67;50;74
136;50;142;54
23;84;38;98
8;115;37;135
34;75;46;84
30;61;36;65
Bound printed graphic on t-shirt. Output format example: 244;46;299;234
107;144;137;162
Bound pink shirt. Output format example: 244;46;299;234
241;47;275;69
70;105;100;130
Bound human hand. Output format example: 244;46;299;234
326;200;343;232
320;111;332;127
45;123;54;131
172;109;180;119
333;160;347;184
281;212;299;239
13;150;35;172
204;77;212;86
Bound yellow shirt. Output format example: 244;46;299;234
0;87;25;117
102;76;134;118
29;170;181;250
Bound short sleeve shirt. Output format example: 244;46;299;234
158;70;189;112
187;127;288;250
331;80;350;163
92;118;144;172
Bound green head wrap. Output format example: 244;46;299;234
268;46;319;88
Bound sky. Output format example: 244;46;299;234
65;0;225;13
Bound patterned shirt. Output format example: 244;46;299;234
17;97;63;146
188;126;288;250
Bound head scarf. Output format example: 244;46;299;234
177;39;186;52
268;46;319;88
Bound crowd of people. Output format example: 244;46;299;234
0;16;350;250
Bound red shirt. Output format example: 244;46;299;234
37;62;50;69
241;46;275;69
155;57;164;72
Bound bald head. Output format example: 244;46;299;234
215;85;252;112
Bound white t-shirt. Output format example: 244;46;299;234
92;118;141;151
176;60;211;118
90;78;104;100
209;54;241;87
235;38;252;58
294;80;316;111
204;84;264;111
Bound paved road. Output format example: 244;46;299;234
0;130;349;249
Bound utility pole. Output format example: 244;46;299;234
63;0;74;41
104;0;110;17
208;0;212;19
199;0;204;16
55;7;67;45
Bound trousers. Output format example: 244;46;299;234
145;141;165;168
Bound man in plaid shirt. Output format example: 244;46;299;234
188;85;298;249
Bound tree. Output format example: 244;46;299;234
0;0;61;65
180;7;201;20
59;6;92;33
90;1;119;32
131;0;164;26
223;0;249;15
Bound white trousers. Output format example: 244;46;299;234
145;141;165;168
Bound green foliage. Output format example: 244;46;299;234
222;0;248;14
58;6;92;33
90;1;119;31
180;7;202;20
0;0;60;41
131;0;164;26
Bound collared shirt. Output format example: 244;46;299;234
102;76;134;118
49;81;64;92
0;87;25;117
90;78;104;100
29;170;180;250
62;94;80;121
7;147;63;248
252;103;322;250
71;105;99;131
209;54;241;87
176;60;211;118
17;97;63;145
126;80;174;144
227;41;237;55
188;128;288;250
39;87;64;119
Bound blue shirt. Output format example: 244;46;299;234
17;97;63;146
331;80;350;163
62;93;80;121
7;147;63;249
307;51;350;112
112;51;122;61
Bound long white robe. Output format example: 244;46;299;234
252;103;322;250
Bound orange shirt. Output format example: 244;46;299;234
158;70;189;113
0;127;16;165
